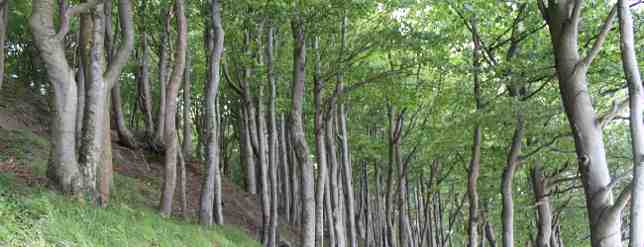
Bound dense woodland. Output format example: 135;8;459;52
1;0;644;246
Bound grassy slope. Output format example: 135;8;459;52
0;128;261;247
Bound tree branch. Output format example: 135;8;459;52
105;0;135;88
606;182;632;220
55;0;103;40
597;98;629;128
579;4;617;68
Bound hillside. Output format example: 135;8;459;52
0;81;297;246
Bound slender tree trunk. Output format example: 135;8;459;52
258;52;271;246
137;32;154;136
328;110;347;247
154;8;171;144
501;114;524;247
532;163;552;247
199;0;224;225
540;2;629;246
177;148;187;216
313;36;328;247
160;0;187;217
467;16;483;247
280;114;291;222
182;53;194;159
290;14;315;247
265;24;279;247
617;1;644;246
106;1;136;149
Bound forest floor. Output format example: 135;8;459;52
0;80;298;246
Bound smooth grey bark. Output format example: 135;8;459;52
617;1;644;246
177;149;187;216
154;8;171;144
258;50;271;246
199;0;224;226
31;0;86;193
385;106;398;247
467;16;482;247
266;24;279;247
160;0;187;217
182;53;193;159
243;105;257;194
538;2;631;246
280;114;291;222
335;15;358;247
328;109;347;247
290;14;315;247
106;1;136;150
532;163;552;247
313;36;328;247
501;114;524;247
137;32;154;136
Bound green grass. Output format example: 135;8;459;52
0;128;260;247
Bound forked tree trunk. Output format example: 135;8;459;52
539;2;630;246
160;0;187;217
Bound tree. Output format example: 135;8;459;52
290;10;315;246
199;0;224;226
538;2;631;246
159;0;187;217
617;0;644;246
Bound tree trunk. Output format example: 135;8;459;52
160;0;187;217
501;114;524;247
290;14;315;247
137;32;154;136
328;110;347;247
182;53;194;159
532;163;552;247
258;55;271;246
540;2;629;246
154;8;171;144
265;24;279;247
199;0;224;225
467;16;483;247
280;114;291;222
106;1;136;150
313;36;328;247
617;1;644;246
